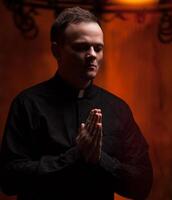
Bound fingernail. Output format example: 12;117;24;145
81;123;85;128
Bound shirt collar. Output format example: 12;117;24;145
52;72;97;99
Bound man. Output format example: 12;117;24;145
0;6;153;200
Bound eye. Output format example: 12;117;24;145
72;43;90;52
94;45;103;53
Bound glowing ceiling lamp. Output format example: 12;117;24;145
115;0;159;6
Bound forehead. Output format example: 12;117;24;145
64;22;104;44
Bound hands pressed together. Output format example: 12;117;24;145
76;108;103;164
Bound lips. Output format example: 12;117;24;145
86;63;97;69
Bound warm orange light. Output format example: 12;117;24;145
115;0;159;6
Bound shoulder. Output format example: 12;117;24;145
15;77;54;100
93;85;131;113
10;77;55;110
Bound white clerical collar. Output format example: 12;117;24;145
78;89;85;99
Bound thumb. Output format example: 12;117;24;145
78;123;85;133
80;123;85;130
76;123;85;142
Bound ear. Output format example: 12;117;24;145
51;42;60;59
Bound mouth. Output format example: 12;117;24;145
86;64;97;70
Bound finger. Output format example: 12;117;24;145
81;123;85;129
93;108;101;112
89;112;101;134
76;123;85;143
88;112;99;134
85;109;101;134
86;110;95;132
97;112;102;124
85;108;101;125
89;123;101;151
94;123;102;145
85;110;95;131
85;110;94;125
79;123;85;134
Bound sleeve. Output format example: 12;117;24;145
98;103;153;200
0;95;80;195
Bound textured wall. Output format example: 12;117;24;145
102;13;172;200
0;2;172;200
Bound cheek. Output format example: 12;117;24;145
65;53;85;72
61;48;83;62
65;50;84;62
97;54;103;65
64;54;82;66
72;52;85;61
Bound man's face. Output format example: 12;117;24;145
57;22;104;83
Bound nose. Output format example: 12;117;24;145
86;46;96;59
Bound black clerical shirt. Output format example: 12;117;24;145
0;73;153;200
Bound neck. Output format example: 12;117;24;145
58;70;92;89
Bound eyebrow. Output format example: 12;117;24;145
73;41;104;47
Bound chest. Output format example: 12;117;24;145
29;97;124;160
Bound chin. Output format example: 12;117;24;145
85;71;97;80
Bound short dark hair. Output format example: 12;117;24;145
50;6;100;44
